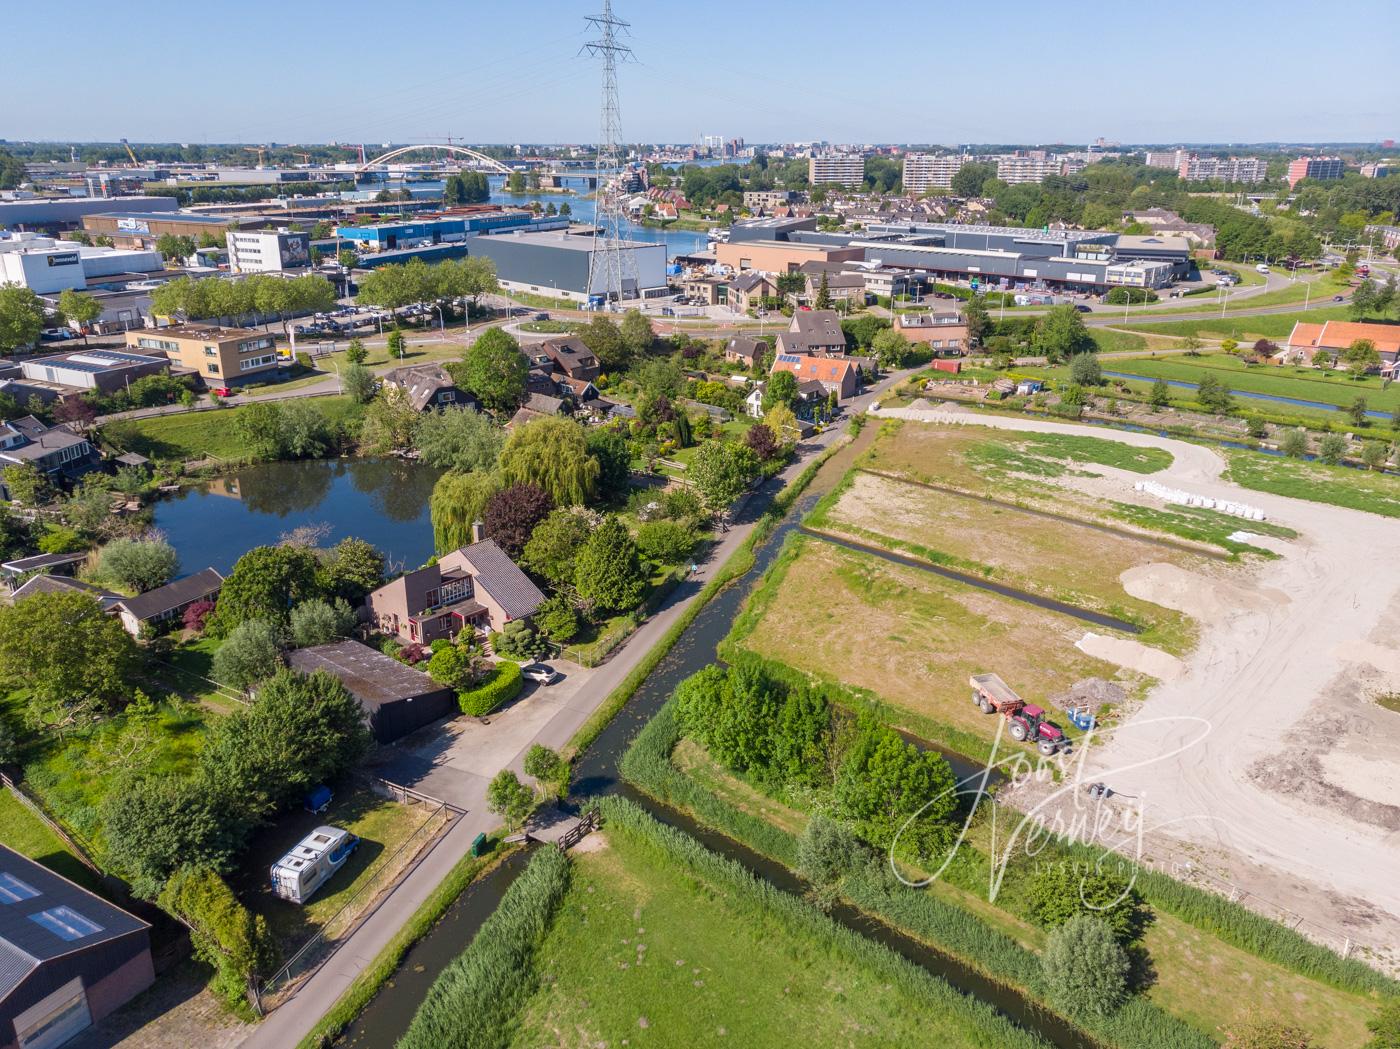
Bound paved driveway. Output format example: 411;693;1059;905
368;659;596;809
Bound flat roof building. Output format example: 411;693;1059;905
1178;155;1266;183
81;211;257;249
467;230;669;303
1287;156;1345;188
226;229;312;273
715;239;865;274
0;233;162;294
0;194;179;232
18;349;169;394
125;324;280;386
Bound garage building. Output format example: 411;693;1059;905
286;640;457;743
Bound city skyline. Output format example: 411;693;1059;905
6;0;1396;145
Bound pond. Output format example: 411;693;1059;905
153;459;441;574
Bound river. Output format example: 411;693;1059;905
334;431;1089;1049
487;175;711;258
153;459;440;575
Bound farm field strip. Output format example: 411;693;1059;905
1096;356;1400;413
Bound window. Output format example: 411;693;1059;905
204;347;217;357
240;354;276;371
207;364;220;375
29;906;104;941
0;871;39;903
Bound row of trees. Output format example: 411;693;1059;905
355;255;498;313
150;272;336;327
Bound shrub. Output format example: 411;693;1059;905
1027;860;1148;943
211;619;285;691
1280;428;1309;458
98;537;178;592
796;813;866;887
159;866;278;1010
37;525;84;554
522;743;569;799
1069;352;1103;386
1222;1015;1316;1048
490;620;548;661
102;775;243;898
427;641;488;690
397;848;569;1049
1317;432;1348;465
458;660;523;716
635;519;696;565
485;769;535;832
1042;914;1130;1019
182;599;215;634
288;597;357;648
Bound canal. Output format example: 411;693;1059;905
334;429;1093;1049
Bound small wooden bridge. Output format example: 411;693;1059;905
505;805;601;851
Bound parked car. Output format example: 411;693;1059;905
40;328;75;341
533;312;549;321
1073;304;1092;313
521;663;561;686
1333;294;1344;302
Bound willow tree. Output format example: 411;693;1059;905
429;470;502;553
498;417;600;507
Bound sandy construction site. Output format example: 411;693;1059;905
872;403;1400;972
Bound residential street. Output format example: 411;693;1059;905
240;370;907;1049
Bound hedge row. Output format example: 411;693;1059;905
458;660;522;717
621;701;1216;1049
396;846;569;1049
597;794;1050;1049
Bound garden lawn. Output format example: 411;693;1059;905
0;789;108;896
509;825;1024;1049
814;470;1199;651
1225;449;1400;518
729;536;1126;747
238;785;445;954
100;396;361;463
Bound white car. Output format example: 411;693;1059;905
521;663;560;686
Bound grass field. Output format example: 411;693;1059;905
1118;306;1353;342
730;536;1127;744
101;396;361;463
509;825;1030;1049
814;471;1198;651
1226;449;1400;518
1090;354;1400;415
0;789;108;896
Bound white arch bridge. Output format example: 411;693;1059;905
355;144;511;175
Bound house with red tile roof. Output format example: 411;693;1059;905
1284;320;1400;375
769;352;860;400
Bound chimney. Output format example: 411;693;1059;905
471;520;485;544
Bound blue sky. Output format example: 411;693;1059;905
6;1;1396;145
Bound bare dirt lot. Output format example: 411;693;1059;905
873;403;1400;970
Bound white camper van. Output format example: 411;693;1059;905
270;826;358;904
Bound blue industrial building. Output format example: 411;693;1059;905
336;212;568;252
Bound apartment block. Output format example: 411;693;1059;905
902;154;968;194
808;153;865;188
1287;156;1345;188
125;324;280;385
1178;155;1267;183
995;155;1056;185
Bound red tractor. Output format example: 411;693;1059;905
970;673;1067;756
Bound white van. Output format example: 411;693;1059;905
270;826;358;904
1255;264;1270;274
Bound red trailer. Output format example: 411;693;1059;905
931;359;962;374
969;673;1066;756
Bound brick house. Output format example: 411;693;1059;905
381;363;476;411
365;538;544;645
769;352;861;401
541;337;600;382
1283;320;1400;375
893;311;969;354
775;309;847;357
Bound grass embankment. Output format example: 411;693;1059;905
293;843;512;1049
1106;502;1297;556
621;703;1389;1049
101;396;361;464
514;796;1052;1049
1225;449;1400;518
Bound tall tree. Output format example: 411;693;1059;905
430;469;503;552
573;516;646;615
0;284;45;352
498;417;600;505
57;289;102;344
207;544;322;637
459;327;527;411
521;507;595;585
0;591;138;731
620;309;655;358
688;440;758;510
579;315;629;372
483;483;554;557
413;406;504;472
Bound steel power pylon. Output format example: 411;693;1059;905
583;1;634;309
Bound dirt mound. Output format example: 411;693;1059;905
1120;563;1285;624
1048;677;1127;713
1075;632;1185;681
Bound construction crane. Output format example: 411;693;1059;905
291;151;313;165
244;145;268;167
120;138;139;165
